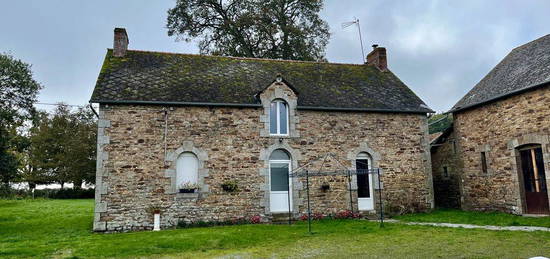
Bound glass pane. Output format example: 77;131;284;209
279;102;288;135
269;102;277;134
534;148;547;192
357;152;370;159
270;163;289;191
356;159;370;198
176;152;199;187
269;149;290;160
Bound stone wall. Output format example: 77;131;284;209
93;86;433;232
430;129;461;208
453;86;550;214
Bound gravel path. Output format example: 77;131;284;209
387;220;550;232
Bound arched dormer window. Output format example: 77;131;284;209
176;152;199;191
270;99;289;136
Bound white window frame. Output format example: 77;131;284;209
270;100;290;136
176;152;199;187
356;152;374;210
269;157;293;212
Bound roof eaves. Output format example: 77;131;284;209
89;100;263;108
89;100;433;114
450;79;550;113
296;105;433;114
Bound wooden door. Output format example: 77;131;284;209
519;147;549;214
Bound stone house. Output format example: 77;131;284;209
90;28;435;232
432;34;550;215
430;126;461;208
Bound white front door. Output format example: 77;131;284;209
357;155;374;211
270;161;292;212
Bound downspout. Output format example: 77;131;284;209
163;108;168;166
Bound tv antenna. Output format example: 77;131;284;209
342;17;366;62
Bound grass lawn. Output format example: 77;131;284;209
0;199;548;258
395;208;550;228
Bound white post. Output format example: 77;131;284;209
153;213;161;231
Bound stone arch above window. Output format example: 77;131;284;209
347;142;382;191
270;149;291;160
347;142;381;169
258;76;299;138
164;141;209;195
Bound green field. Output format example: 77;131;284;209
0;199;549;258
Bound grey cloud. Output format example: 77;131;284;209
1;0;549;112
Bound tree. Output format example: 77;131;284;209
27;105;96;189
0;53;42;185
166;0;330;61
63;107;96;188
428;113;453;134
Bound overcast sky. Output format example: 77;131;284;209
1;0;549;112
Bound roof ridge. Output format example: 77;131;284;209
510;33;550;52
112;48;369;67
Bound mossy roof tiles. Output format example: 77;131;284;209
90;49;432;113
452;34;550;112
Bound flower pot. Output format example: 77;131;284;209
179;188;196;193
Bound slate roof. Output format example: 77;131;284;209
451;34;550;112
91;49;433;113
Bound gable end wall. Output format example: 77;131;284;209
453;86;550;214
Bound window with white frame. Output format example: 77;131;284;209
176;152;199;189
269;99;289;135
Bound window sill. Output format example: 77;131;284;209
176;192;199;199
268;134;293;139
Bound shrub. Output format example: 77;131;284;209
250;215;261;224
312;212;324;220
34;188;95;199
299;213;326;221
177;216;261;229
221;180;239;193
0;184;14;198
384;191;425;216
334;210;361;219
0;187;95;199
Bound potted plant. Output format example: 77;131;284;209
221;180;239;193
179;181;199;193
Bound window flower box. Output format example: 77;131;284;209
178;181;199;193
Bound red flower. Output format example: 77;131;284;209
250;215;262;224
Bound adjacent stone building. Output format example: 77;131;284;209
430;126;461;208
436;34;550;215
90;28;435;232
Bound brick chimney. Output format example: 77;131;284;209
113;28;129;57
366;44;387;71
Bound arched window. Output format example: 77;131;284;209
269;149;292;212
176;152;199;189
269;99;289;135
